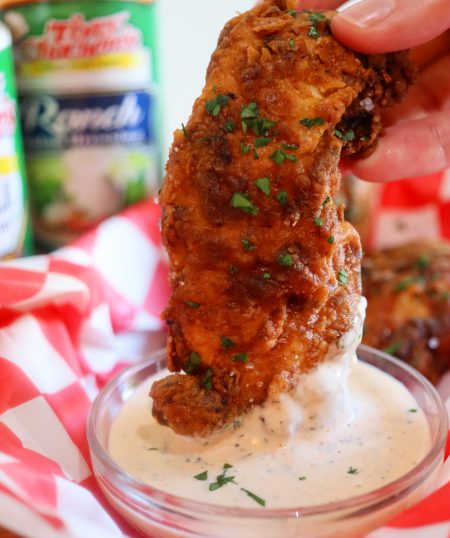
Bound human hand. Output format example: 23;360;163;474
298;0;450;182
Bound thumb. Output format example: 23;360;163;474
332;0;450;54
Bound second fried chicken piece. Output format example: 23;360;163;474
152;1;415;436
363;240;450;384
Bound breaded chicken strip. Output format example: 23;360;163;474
362;240;450;384
152;0;415;436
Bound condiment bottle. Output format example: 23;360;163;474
1;0;159;248
0;20;31;260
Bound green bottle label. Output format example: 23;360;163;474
0;33;31;258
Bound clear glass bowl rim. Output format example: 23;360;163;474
87;344;448;520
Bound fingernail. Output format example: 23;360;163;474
337;0;396;27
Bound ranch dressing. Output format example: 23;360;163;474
109;302;431;509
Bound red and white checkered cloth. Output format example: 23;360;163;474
0;174;450;538
368;170;450;250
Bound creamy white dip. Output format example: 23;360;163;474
109;302;431;509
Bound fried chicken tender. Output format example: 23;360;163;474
152;0;415;436
362;240;450;384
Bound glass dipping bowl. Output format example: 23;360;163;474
87;345;448;538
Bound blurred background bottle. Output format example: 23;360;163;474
0;20;31;260
1;0;159;249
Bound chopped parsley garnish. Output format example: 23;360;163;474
240;102;275;136
184;352;201;374
181;123;188;137
209;466;236;491
308;26;321;39
334;128;355;142
382;342;402;356
270;149;298;165
281;143;299;151
209;476;235;491
231;193;259;215
205;464;265;507
338;269;349;286
443;291;450;301
185;301;200;309
305;10;328;41
241;488;266;507
347;466;359;475
287;9;297;17
251;118;276;136
212;84;217;94
240;142;251;155
223;121;235;133
304;10;328;23
323;196;331;206
253;148;260;160
201;368;213;391
416;255;430;270
288;38;296;49
229;265;239;275
278;253;293;267
408;408;418;413
233;353;249;363
255;137;272;148
256;177;271;196
262;272;271;280
298;476;307;481
242;238;256;251
394;277;415;293
270;150;285;165
241;102;259;120
284;152;298;162
205;94;230;116
314;217;323;227
221;336;237;350
328;236;335;244
276;191;288;206
300;117;325;128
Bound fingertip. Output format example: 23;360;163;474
348;117;450;182
330;16;384;54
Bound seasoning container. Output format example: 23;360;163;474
0;21;31;259
1;0;159;248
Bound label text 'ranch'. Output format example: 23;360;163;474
21;92;147;141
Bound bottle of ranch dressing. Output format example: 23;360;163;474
2;0;159;248
0;21;31;259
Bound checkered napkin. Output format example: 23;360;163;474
367;170;450;249
0;181;449;538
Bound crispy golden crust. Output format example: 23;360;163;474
335;176;382;246
0;529;21;538
362;240;450;384
152;2;414;436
